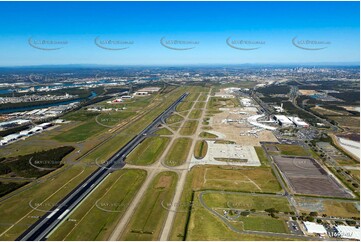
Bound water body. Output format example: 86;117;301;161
0;79;115;95
0;91;97;114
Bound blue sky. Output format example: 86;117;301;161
0;1;359;66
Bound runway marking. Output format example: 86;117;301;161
0;168;85;238
57;210;70;220
62;173;125;240
46;209;59;219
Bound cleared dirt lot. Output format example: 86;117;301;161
273;156;352;198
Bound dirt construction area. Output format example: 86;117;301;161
209;107;278;146
273;156;353;198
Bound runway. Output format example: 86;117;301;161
17;92;188;241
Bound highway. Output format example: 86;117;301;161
17;92;188;241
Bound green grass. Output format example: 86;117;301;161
214;140;236;144
49;169;147;241
194;102;206;109
194;140;208;159
295;198;359;218
254;146;270;167
155;128;173;135
126;137;170;165
276;145;310;156
199;131;217;138
54;111;135;142
121;171;178;240
198;94;207;102
0;165;97;240
176;101;193;112
185;92;200;102
202;192;292;212
237;215;289;233
164;138;192;166
168;122;182;131
169;166;285;241
186;193;292;241
166;114;184;124
189;109;202;119
179;120;198;136
207;97;239;110
202;117;210;125
54;121;107;142
62;110;99;121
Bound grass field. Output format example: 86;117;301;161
166;114;184;124
194;140;208;159
196;166;282;193
168;122;183;131
53;120;107;142
237;215;289;233
126;137;170;165
275;144;310;157
194;102;206;109
179;120;198;136
185;194;291;241
201;192;292;212
121;171;177;240
311;106;350;116
208;97;239;110
323;200;360;218
328;116;360;131
198;94;207;102
176;101;193;112
54;111;135;142
254;146;270;167
61;110;99;121
189;109;202;119
169;166;284;241
205;167;281;193
49;169;147;241
164;138;192;166
185;92;200;102
199;131;218;138
155;128;173;135
295;198;359;218
0;165;97;240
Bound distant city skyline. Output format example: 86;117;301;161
0;1;359;66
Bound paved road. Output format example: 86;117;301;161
16;93;188;241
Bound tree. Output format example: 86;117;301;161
241;211;250;217
309;212;318;217
265;208;279;214
306;216;315;222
